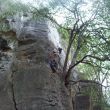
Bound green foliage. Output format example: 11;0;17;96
0;22;10;32
47;0;110;106
58;28;69;40
0;0;29;18
32;7;50;20
0;0;29;32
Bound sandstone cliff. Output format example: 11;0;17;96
0;18;73;110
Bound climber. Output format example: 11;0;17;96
48;48;60;73
49;59;58;73
0;37;11;52
58;47;62;54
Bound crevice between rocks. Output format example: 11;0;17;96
10;69;18;110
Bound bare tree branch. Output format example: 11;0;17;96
101;70;109;84
68;79;110;88
70;54;110;71
63;19;80;73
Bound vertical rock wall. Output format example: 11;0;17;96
0;19;73;110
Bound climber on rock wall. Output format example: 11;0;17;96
48;47;62;73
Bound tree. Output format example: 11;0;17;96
30;0;110;106
33;0;110;85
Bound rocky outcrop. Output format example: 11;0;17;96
0;50;14;110
0;18;73;110
71;79;102;110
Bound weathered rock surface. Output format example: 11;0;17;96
0;19;73;110
0;52;14;110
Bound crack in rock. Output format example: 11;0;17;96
10;69;18;110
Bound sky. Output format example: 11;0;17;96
16;0;93;24
17;0;49;6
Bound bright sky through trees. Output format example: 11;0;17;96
17;0;93;24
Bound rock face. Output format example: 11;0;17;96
74;95;90;110
0;19;73;110
0;50;13;110
71;80;102;110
